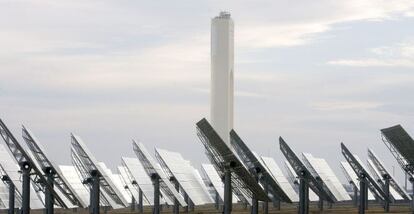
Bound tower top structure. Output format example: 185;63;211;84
216;11;231;19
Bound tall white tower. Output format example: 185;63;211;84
211;12;234;146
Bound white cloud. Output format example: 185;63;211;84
234;0;414;48
0;36;210;92
327;59;414;67
311;101;383;111
237;23;330;48
327;40;414;67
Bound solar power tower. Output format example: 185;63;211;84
196;118;269;214
155;148;213;213
229;130;292;214
21;126;86;209
0;119;67;214
367;149;410;202
340;143;391;213
381;124;414;211
132;141;187;214
70;134;128;214
279;137;334;214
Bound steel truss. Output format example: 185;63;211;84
381;134;414;175
279;137;335;214
120;159;150;209
300;154;338;202
280;137;335;203
71;134;128;207
22;126;85;208
0;164;22;207
196;118;269;214
368;149;410;201
230;130;292;206
70;148;110;207
154;150;183;214
196;119;269;200
341;143;391;214
0;119;67;214
132;140;187;212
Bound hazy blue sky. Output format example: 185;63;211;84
1;1;414;184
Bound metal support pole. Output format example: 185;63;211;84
318;196;323;211
352;182;358;207
251;193;258;214
316;177;323;211
263;183;268;214
305;178;309;214
139;188;143;213
298;171;309;214
184;192;189;213
223;169;232;214
131;196;136;211
173;178;179;214
405;172;408;191
5;178;15;214
365;180;369;210
215;191;219;210
91;170;100;214
189;199;194;212
383;175;390;212
299;177;306;214
410;177;414;213
87;183;93;214
251;173;259;214
359;175;366;214
44;167;55;214
151;174;160;214
21;162;31;214
272;199;280;210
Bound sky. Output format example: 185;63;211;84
1;0;414;185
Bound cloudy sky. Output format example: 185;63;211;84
1;0;414;184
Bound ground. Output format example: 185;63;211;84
6;202;413;214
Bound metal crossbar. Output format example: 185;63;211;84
22;127;85;207
0;119;67;208
280;137;335;203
